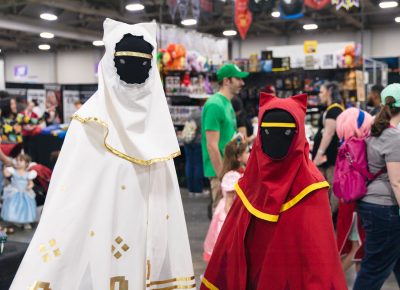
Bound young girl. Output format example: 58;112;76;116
335;108;373;273
1;153;37;229
203;136;249;262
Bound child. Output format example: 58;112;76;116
203;136;249;262
1;153;37;229
335;108;373;272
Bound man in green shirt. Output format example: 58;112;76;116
201;64;249;211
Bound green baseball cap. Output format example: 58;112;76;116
216;64;249;82
381;83;400;108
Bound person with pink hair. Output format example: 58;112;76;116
335;107;373;273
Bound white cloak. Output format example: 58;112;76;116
10;19;195;290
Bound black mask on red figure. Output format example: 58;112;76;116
114;34;154;85
260;109;297;159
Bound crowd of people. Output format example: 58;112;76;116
0;61;399;289
0;91;62;234
180;63;400;289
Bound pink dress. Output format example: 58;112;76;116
203;170;242;262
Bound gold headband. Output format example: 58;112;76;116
261;122;296;128
114;51;152;59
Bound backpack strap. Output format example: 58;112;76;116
371;167;387;180
350;163;386;181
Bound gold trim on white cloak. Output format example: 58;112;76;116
72;114;181;165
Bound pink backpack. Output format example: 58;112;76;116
333;137;386;203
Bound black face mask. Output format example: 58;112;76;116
114;34;154;85
260;109;297;159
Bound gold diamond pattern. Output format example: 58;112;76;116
39;239;61;263
111;236;130;260
121;185;126;190
42;254;50;263
90;231;95;237
53;249;61;257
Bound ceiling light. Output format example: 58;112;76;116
92;40;104;46
271;11;280;18
379;1;398;8
40;13;58;21
125;3;145;11
223;30;237;36
40;32;54;39
38;44;51;50
181;18;197;26
396;16;400;22
303;24;318;30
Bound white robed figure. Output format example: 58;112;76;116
10;18;195;290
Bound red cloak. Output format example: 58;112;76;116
201;93;347;290
336;201;365;261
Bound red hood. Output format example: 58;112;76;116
236;93;329;222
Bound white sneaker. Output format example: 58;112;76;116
23;224;32;230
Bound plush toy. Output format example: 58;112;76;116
168;43;187;70
343;44;355;68
186;50;207;72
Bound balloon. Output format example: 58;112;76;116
304;0;331;10
279;0;304;18
249;0;276;14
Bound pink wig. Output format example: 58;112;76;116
336;108;373;141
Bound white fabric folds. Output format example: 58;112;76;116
10;18;195;290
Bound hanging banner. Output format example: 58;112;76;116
192;0;200;21
304;40;318;54
27;89;46;117
304;0;331;10
62;90;80;122
178;0;190;20
332;0;359;10
167;0;178;20
356;70;366;102
235;0;253;40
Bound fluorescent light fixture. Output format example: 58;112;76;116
92;40;104;46
271;11;280;18
396;16;400;22
379;1;398;8
303;24;318;30
38;44;51;50
40;13;58;21
125;3;145;11
223;30;237;36
181;18;197;26
40;32;54;39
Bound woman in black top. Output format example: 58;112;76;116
312;81;344;215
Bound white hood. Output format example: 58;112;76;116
75;18;180;165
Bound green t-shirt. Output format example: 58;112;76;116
201;93;237;177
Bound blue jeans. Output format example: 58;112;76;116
184;143;204;193
353;201;400;290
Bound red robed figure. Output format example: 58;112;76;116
201;93;347;290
